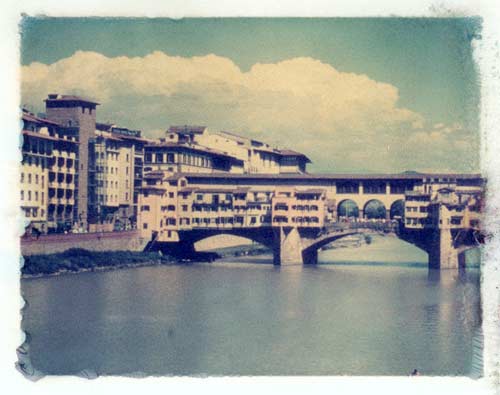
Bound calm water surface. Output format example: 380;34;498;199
21;236;482;376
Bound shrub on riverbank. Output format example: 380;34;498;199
22;249;176;276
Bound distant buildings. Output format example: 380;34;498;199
21;93;311;234
404;177;483;231
143;125;310;175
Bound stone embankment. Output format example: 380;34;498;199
21;230;148;256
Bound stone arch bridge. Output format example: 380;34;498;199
150;221;481;270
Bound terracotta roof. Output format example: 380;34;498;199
22;111;61;126
278;149;311;163
22;130;59;141
22;130;78;144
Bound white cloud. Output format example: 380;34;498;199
21;50;478;173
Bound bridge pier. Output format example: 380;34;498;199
273;227;304;265
302;249;318;265
427;228;468;270
399;226;469;270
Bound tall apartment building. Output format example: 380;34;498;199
21;110;78;233
94;123;149;230
44;94;99;229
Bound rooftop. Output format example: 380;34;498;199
176;172;483;181
22;110;61;127
45;94;100;105
145;142;244;162
168;125;207;135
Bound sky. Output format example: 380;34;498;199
20;17;482;173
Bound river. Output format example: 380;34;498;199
21;235;482;377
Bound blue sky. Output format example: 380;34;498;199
20;18;481;173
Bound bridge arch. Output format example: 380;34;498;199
389;199;405;220
178;228;276;250
337;199;360;219
363;199;387;219
303;227;429;265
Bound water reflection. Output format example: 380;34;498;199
21;239;482;376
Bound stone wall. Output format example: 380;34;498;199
21;230;148;256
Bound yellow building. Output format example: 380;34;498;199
21;110;78;233
138;171;326;243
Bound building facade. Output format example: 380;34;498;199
144;125;310;175
44;94;99;229
94;123;149;230
21;110;78;233
137;172;484;244
404;177;483;230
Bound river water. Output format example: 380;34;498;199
21;236;482;377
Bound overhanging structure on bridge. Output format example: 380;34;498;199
138;171;484;269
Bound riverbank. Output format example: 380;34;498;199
21;249;179;279
21;244;269;279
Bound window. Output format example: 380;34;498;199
125;192;129;201
35;191;38;201
21;190;24;200
41;175;45;187
25;208;31;218
182;205;188;211
35;174;39;184
28;191;32;201
28;174;32;184
41;192;44;204
21;173;24;183
141;205;150;212
143;223;148;229
169;192;174;198
336;181;359;194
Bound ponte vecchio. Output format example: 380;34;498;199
138;171;484;269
